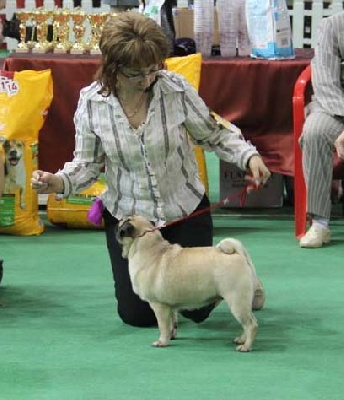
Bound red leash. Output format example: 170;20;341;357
156;183;254;231
88;181;257;231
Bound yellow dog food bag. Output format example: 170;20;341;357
0;69;53;236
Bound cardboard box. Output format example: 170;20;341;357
219;162;284;208
173;8;220;46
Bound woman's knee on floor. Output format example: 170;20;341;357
117;300;157;327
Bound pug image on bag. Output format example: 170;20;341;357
116;215;265;352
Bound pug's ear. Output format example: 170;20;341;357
118;220;135;238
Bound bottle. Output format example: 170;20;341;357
193;0;214;57
217;0;236;57
216;0;250;57
237;0;251;56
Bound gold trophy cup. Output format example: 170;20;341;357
15;11;31;53
53;9;72;54
70;9;87;55
87;13;108;55
32;8;51;53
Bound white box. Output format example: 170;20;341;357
177;0;189;7
219;162;284;208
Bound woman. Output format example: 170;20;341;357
0;143;4;284
31;11;270;327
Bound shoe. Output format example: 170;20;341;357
180;301;220;323
300;225;331;248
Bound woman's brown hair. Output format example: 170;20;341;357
95;11;170;96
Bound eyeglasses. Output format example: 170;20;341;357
119;66;161;81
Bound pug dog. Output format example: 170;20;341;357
116;215;265;352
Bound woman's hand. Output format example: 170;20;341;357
31;170;64;194
334;131;344;161
246;155;271;192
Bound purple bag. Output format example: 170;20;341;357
87;197;104;226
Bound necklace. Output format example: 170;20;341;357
118;93;146;119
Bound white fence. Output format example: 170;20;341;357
290;0;344;48
2;0;344;50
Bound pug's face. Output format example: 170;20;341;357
116;216;155;258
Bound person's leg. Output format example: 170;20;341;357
162;0;176;36
0;259;3;284
160;195;216;323
103;209;157;327
109;0;139;12
110;6;131;12
300;110;343;219
299;109;343;246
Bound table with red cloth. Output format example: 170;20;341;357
3;49;313;175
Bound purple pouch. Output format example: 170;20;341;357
87;197;104;226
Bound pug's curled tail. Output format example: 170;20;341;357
216;238;256;277
216;238;251;261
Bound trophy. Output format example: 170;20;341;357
87;13;108;55
15;11;31;53
70;8;87;55
53;9;72;54
32;8;51;53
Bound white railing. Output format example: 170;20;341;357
289;0;344;48
2;0;344;50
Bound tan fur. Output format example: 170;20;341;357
3;140;26;209
117;215;265;352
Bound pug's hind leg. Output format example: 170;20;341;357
171;311;178;340
232;308;258;352
149;302;173;347
224;294;258;352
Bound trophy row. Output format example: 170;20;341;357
15;7;111;55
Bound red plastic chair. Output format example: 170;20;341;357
293;64;344;238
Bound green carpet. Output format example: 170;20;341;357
1;153;344;399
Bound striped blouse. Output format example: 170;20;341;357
56;70;258;225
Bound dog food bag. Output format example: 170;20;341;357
0;69;53;236
47;176;106;229
165;54;209;195
246;0;294;60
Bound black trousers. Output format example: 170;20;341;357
103;195;213;327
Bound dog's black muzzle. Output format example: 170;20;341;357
116;220;135;242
